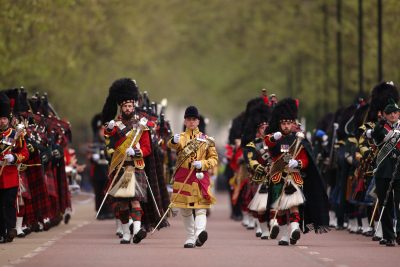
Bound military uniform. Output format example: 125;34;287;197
102;78;150;244
168;106;218;248
0;92;29;243
372;114;400;246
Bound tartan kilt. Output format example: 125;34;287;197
241;179;257;211
54;160;71;213
45;165;58;198
25;152;51;221
141;144;170;232
23;198;36;226
19;171;31;199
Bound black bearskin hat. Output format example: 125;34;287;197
337;104;357;140
266;98;298;134
4;88;18;114
39;94;50;117
0;92;11;118
241;97;271;146
29;93;41;114
198;114;207;134
101;78;139;123
316;112;334;133
91;113;103;135
368;81;399;122
350;103;370;138
17;89;30;113
228;112;245;145
184;106;199;119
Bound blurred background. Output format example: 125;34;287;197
1;0;399;157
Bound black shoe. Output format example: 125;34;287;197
372;236;381;241
23;227;32;235
6;229;17;243
396;233;400;245
17;232;25;238
290;229;301;241
116;232;123;238
120;239;131;244
261;236;269;240
43;222;51;231
270;225;279;239
195;231;208;247
184;243;195;248
386;240;395;247
290;238;297;245
364;230;374;237
256;232;262;238
132;229;147;244
64;214;71;224
278;240;289;246
335;226;345;231
379;239;387;245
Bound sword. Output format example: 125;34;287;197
145;175;161;217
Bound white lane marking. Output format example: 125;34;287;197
309;251;320;255
320;258;334;262
297;246;308;249
33;247;47;253
7;220;88;265
9;258;26;264
23;252;38;258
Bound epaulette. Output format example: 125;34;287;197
336;140;346;145
205;136;216;147
246;141;256;149
348;137;357;144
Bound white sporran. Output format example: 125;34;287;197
248;184;268;212
109;166;136;198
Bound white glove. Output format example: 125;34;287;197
4;154;15;163
366;129;372;139
193;160;202;169
92;153;100;162
196;172;204;180
126;147;135;157
107;120;115;130
288;159;298;169
273;131;282;141
173;134;180;143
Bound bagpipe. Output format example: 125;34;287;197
351;144;378;203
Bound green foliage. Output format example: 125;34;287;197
1;0;399;142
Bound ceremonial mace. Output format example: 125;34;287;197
96;117;148;219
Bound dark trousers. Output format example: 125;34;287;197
375;178;400;241
0;187;18;237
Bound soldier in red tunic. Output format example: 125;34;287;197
265;98;329;246
0;92;29;243
102;78;150;244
